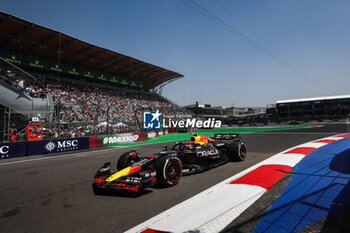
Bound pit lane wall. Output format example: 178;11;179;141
0;129;169;159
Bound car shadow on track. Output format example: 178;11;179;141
93;189;153;198
92;182;180;198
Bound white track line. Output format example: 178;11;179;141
0;148;120;166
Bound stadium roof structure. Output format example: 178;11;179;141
276;94;350;104
0;11;183;90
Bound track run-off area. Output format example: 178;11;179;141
0;124;348;233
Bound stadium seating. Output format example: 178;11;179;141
1;65;190;137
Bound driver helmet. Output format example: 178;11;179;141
188;143;195;150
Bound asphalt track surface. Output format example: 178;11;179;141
0;124;348;233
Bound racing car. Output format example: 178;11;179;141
92;133;247;193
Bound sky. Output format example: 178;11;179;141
2;0;350;107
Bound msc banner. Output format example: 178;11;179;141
27;137;90;156
0;130;172;159
0;141;27;159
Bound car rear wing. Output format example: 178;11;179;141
212;133;241;141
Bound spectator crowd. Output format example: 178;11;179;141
0;62;191;139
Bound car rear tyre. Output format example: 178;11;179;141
117;150;142;171
228;142;247;161
156;156;182;187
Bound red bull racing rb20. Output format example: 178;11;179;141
92;133;247;194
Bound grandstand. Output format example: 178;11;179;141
269;95;350;122
0;11;189;141
185;102;267;125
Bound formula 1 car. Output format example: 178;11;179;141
92;133;247;193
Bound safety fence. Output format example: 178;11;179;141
0;129;172;159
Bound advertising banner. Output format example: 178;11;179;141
134;132;147;142
0;141;27;159
0;129;173;159
147;131;158;139
89;136;103;149
101;132;147;146
146;130;169;140
27;137;90;156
